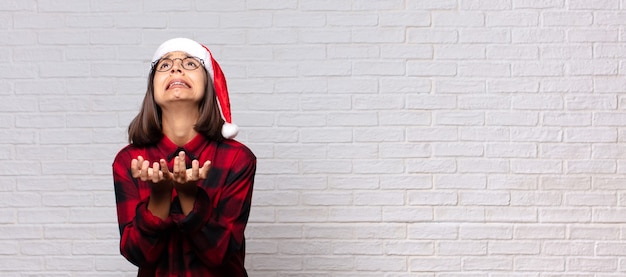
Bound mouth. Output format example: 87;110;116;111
167;80;190;90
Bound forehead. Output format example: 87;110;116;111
161;51;192;59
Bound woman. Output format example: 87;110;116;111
113;38;256;276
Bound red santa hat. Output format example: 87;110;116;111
151;37;239;139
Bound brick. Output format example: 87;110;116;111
328;13;378;27
568;257;617;272
354;191;404;206
304;224;354;239
514;0;564;8
569;0;619;9
354;61;405;76
463;257;513;270
593;208;626;223
46;256;95;270
570;226;619;240
487;79;539;93
485;207;537;222
438;241;486;255
569;29;619;42
409;257;462;271
542;11;593;26
512;29;565;43
383;207;432;222
408;0;457;9
380;175;431;190
354;0;404;10
434;111;484;126
540;208;591;223
408;191;457;205
435;174;486;189
326;144;378;159
435;207;485;222
489;175;537;190
277;208;328;223
0;257;43;271
595;11;626;25
329;176;379;190
304;256;353;271
19;208;69;224
433;12;484;27
354;223;406;239
436;80;486;94
302;192;352;206
247;224;303;239
486;11;539;27
489;241;540;255
459;29;510;43
459;224;513;239
354;128;404;142
355;256;407;271
407;29;458;44
0;0;36;11
515;257;564;271
327;45;379;59
301;160;352;174
329;207;381;222
432;142;484;157
460;191;510;206
407;159;456;173
436;45;486;59
487;45;538;60
458;159;508;173
334;240;382;255
380;12;431;27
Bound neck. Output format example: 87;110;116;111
161;107;200;146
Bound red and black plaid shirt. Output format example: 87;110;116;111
113;134;256;276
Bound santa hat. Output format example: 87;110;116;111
151;37;239;139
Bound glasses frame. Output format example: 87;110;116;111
152;57;205;72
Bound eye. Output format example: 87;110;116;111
184;58;200;69
158;59;172;71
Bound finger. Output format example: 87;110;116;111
173;156;182;176
159;159;171;179
190;160;200;180
140;160;150;181
131;159;140;178
151;162;160;183
137;156;144;166
199;161;211;179
178;151;187;174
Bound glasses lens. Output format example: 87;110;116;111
155;59;173;72
182;58;201;70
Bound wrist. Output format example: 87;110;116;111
176;184;198;198
150;182;173;198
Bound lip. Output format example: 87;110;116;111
166;79;191;90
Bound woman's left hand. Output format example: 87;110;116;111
169;151;211;195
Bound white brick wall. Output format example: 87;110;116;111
1;0;626;275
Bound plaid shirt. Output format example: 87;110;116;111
113;134;256;276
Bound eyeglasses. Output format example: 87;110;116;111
152;57;204;72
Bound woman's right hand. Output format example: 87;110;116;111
131;156;174;193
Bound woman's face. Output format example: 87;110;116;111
152;51;207;109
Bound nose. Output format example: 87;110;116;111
169;59;184;74
170;64;183;74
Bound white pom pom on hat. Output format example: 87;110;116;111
151;38;239;139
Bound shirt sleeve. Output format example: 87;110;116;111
113;149;174;267
172;146;257;266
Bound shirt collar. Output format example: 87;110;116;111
157;134;209;162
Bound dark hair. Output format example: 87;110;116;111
127;67;225;146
